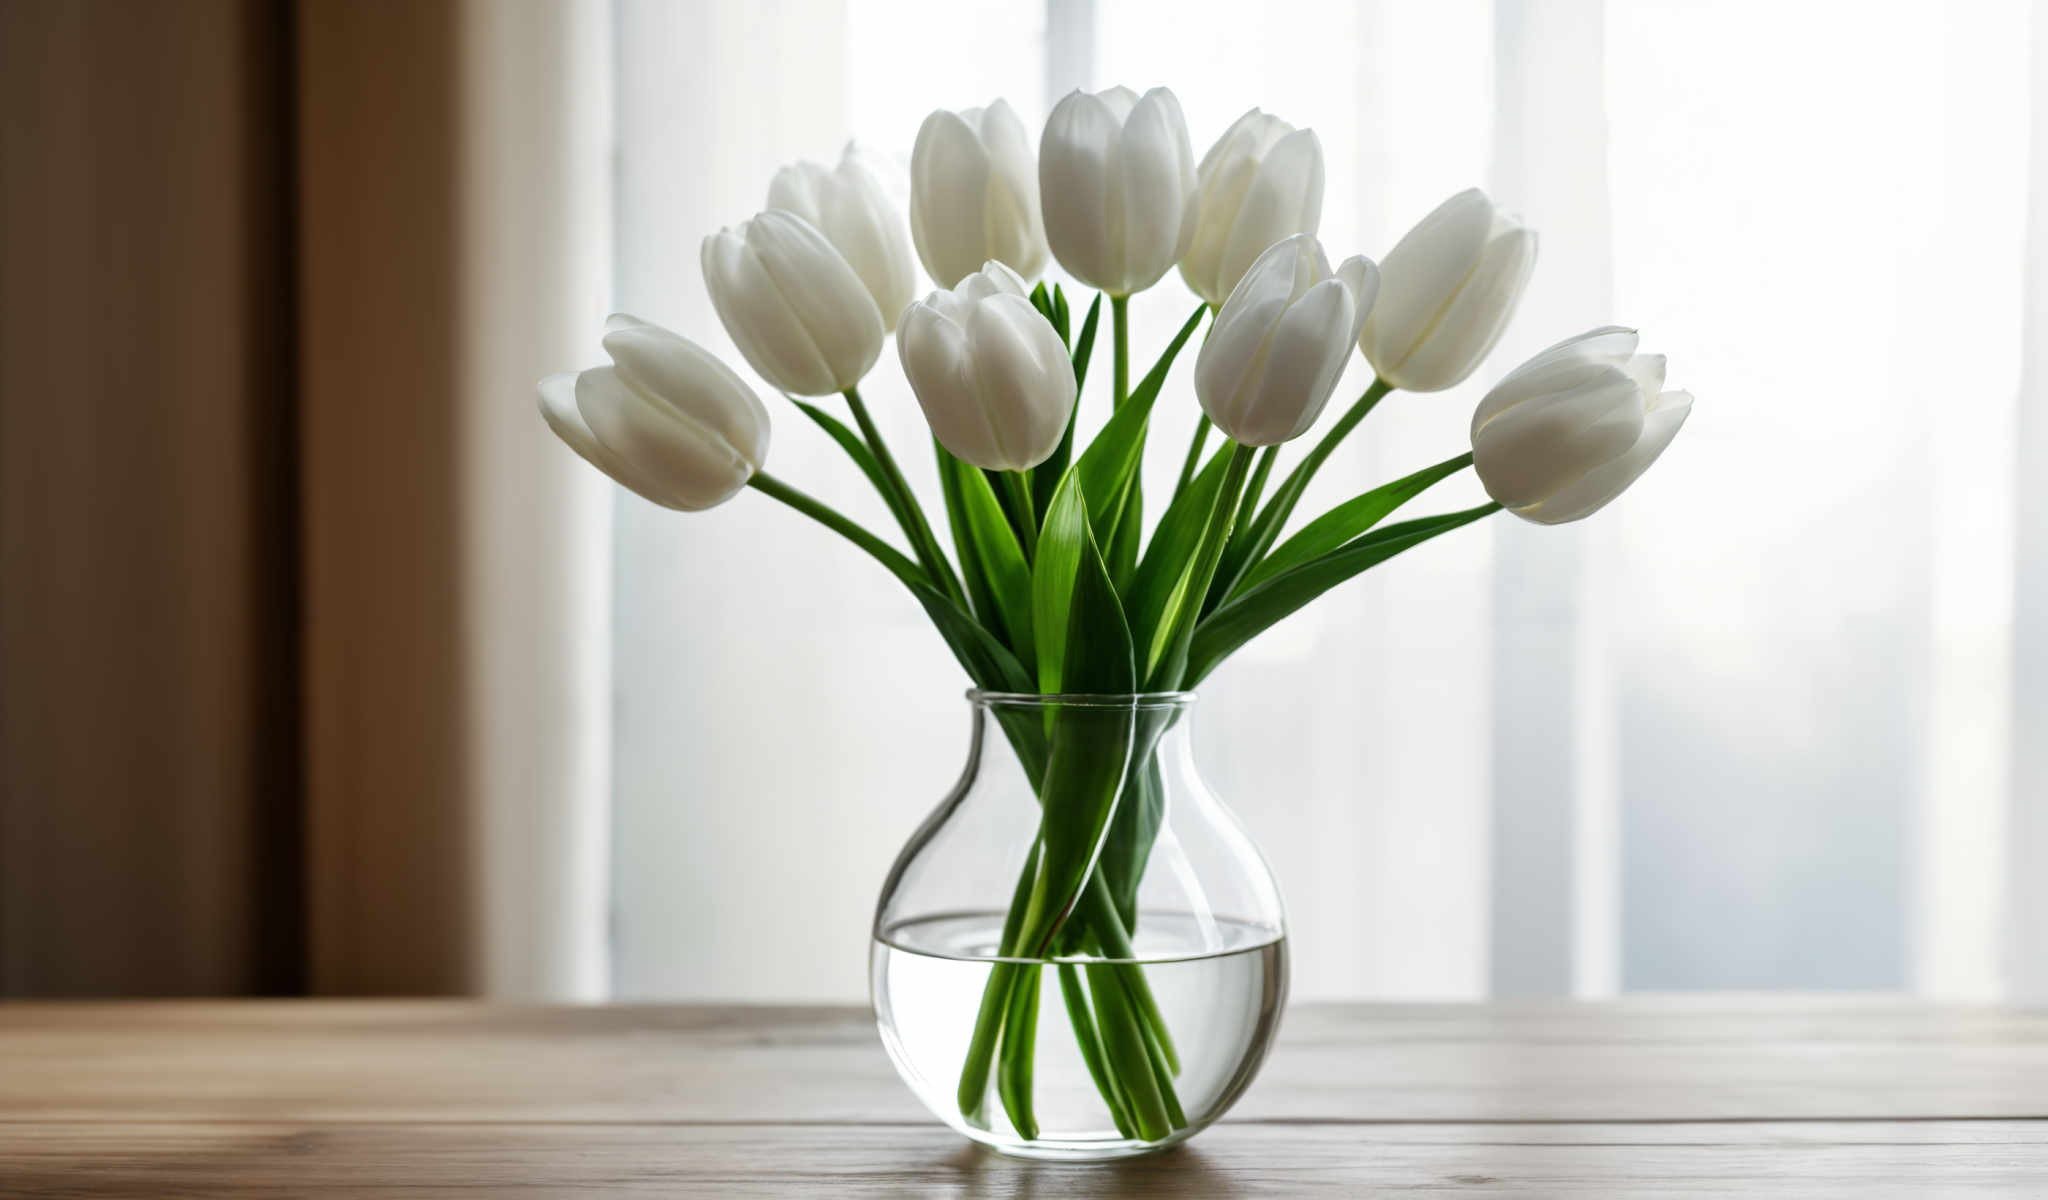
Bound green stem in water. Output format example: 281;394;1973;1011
1111;294;1131;409
1000;470;1038;561
844;385;967;608
1058;964;1137;1137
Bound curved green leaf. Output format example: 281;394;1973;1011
1234;451;1473;596
1186;502;1500;686
1074;303;1206;539
1033;293;1103;518
948;455;1035;668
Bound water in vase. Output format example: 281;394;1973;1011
872;910;1286;1159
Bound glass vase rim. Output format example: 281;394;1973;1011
965;688;1197;710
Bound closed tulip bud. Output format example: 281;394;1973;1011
767;143;918;332
1471;326;1692;524
1180;109;1325;307
1359;188;1537;392
701;209;884;396
897;261;1076;471
1195;234;1378;446
539;315;770;511
909;100;1048;288
1040;85;1199;296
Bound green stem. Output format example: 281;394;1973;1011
1254;377;1392;536
1211;377;1394;613
1237;446;1277;532
747;473;919;581
1148;441;1256;691
1000;470;1038;561
844;385;967;608
1111;294;1130;409
1059;964;1137;1137
1175;415;1213;495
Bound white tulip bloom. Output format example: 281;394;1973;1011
539;315;771;511
1359;188;1537;392
1039;85;1199;296
897;261;1077;471
909;100;1048;289
1471;326;1692;525
1195;235;1378;447
1180;109;1324;307
701;209;884;396
767;144;918;332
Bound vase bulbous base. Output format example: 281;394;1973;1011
869;692;1289;1160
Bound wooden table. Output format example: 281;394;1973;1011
1;999;2045;1196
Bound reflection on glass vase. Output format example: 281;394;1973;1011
871;690;1287;1161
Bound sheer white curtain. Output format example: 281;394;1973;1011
606;0;2045;1001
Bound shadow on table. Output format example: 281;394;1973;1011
937;1140;1242;1198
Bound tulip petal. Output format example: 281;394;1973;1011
911;108;997;288
965;293;1078;470
1334;255;1379;344
1118;87;1196;293
744;210;884;393
1234;276;1355;445
600;321;770;468
575;366;755;511
1041;89;1125;292
901;301;1006;469
974;100;1048;280
771;150;917;332
1360;188;1496;378
1472;366;1644;508
1472;354;1615;436
1517;391;1692;524
1387;225;1537;392
1216;127;1324;304
1196;238;1310;431
702;228;837;396
1503;325;1639;385
540;371;685;510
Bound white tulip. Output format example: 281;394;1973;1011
767;143;918;333
1471;326;1692;525
701;209;884;396
1180;109;1324;307
909;100;1048;289
539;315;771;511
1040;86;1199;296
1359;188;1537;392
898;261;1077;471
1195;235;1379;447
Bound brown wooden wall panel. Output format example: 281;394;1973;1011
0;0;302;996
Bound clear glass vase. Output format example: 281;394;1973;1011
870;690;1287;1161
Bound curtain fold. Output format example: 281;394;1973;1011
1;0;610;998
296;0;611;998
1;0;302;996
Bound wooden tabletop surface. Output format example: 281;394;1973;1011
1;998;2045;1196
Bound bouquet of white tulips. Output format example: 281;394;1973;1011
541;85;1691;1147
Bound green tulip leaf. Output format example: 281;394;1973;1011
1035;295;1103;516
1073;303;1205;542
934;440;1004;632
1124;444;1229;670
1185;502;1500;686
946;454;1036;669
1234;451;1473;597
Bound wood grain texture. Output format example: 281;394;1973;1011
1;1000;2045;1195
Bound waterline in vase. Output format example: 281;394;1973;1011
872;911;1286;1160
